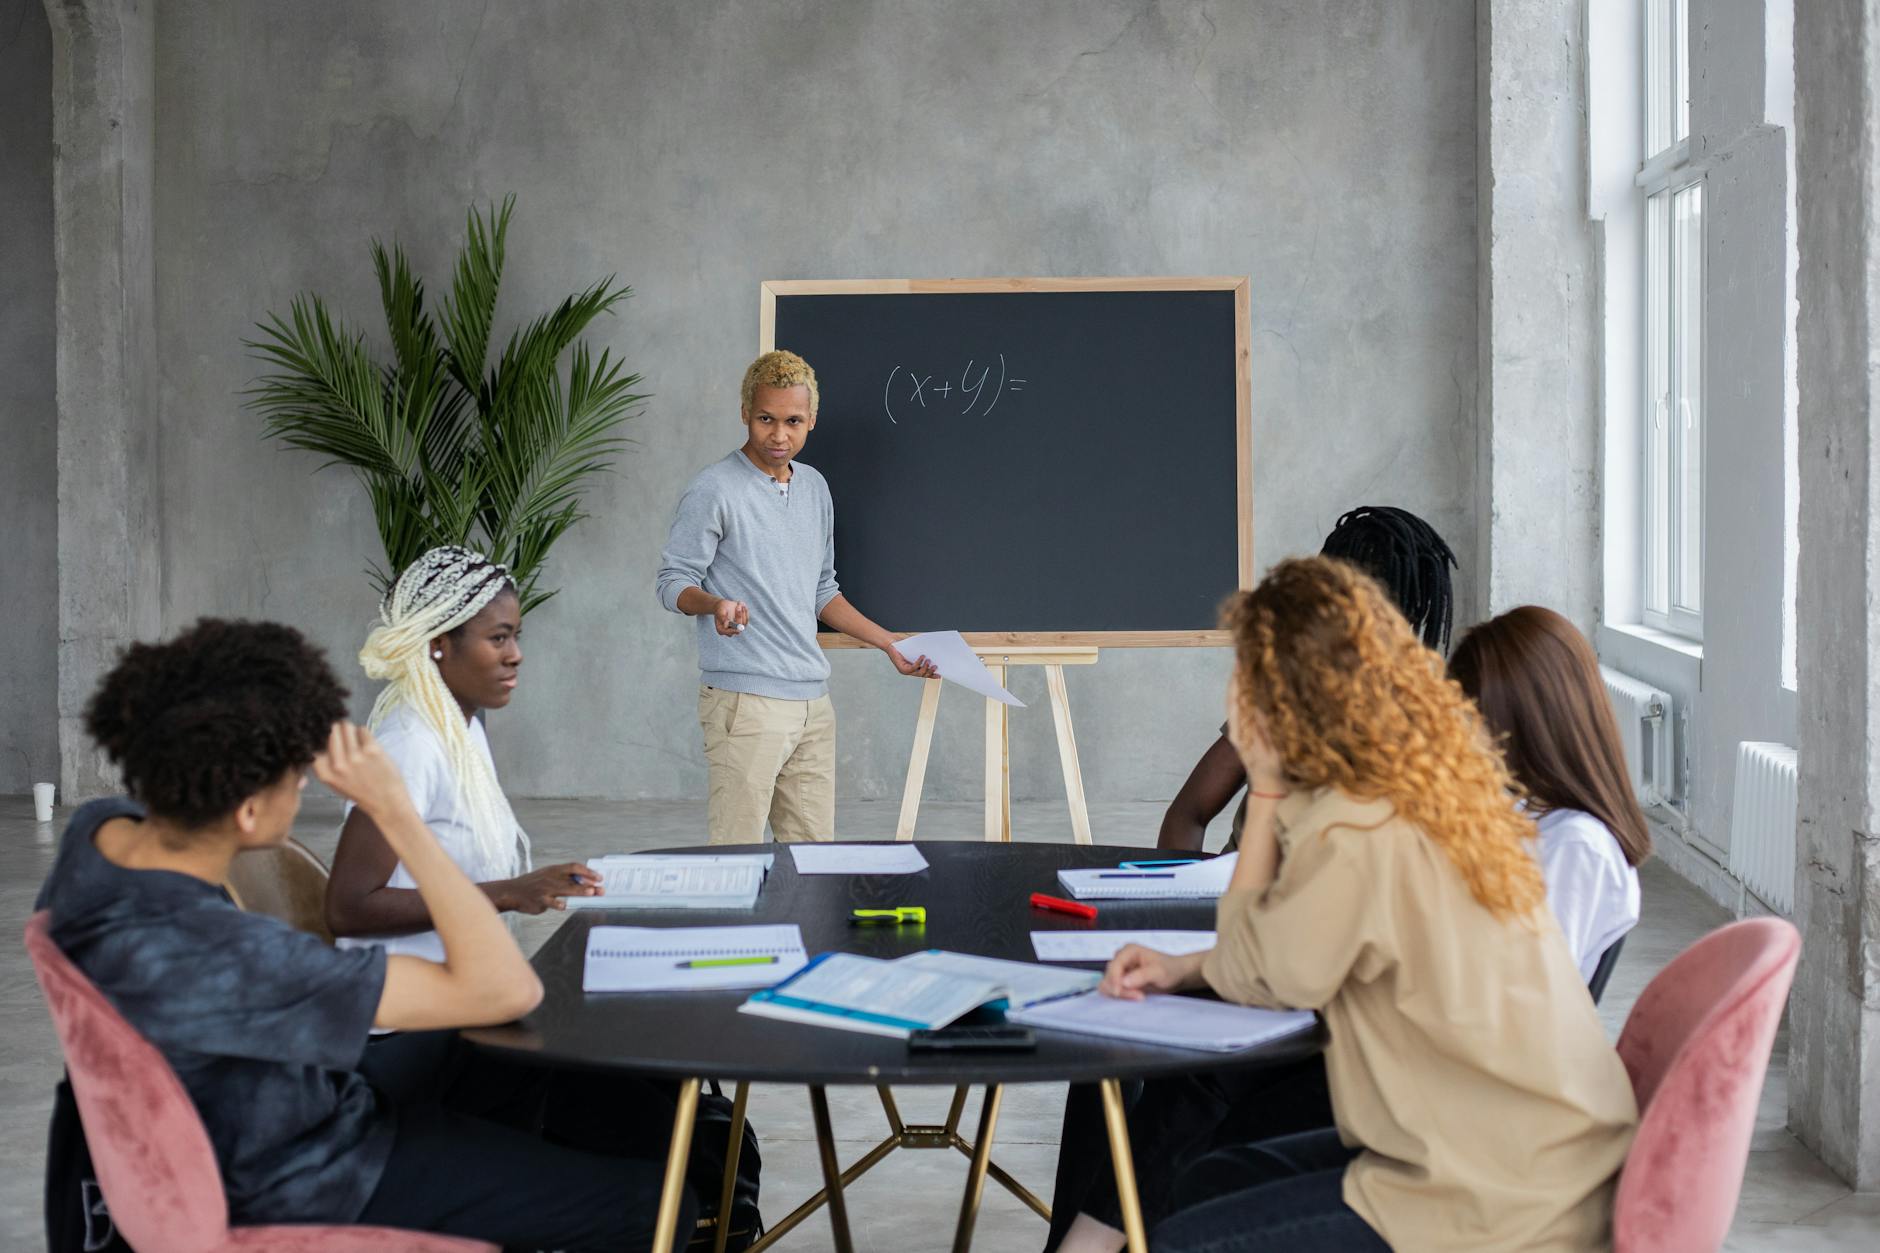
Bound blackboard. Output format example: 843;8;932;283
761;278;1250;646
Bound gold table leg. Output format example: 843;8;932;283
1100;1078;1148;1253
808;1085;856;1253
711;1081;750;1253
950;1084;1005;1253
652;1077;702;1253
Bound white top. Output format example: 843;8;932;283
1535;807;1641;982
336;704;524;964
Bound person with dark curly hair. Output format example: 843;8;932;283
35;619;696;1250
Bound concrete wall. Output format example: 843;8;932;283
0;0;59;794
1792;0;1880;1189
145;0;1479;804
1476;0;1599;633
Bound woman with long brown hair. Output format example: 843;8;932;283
1449;604;1649;982
1083;558;1636;1252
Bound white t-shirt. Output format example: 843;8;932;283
336;704;524;964
1534;807;1641;982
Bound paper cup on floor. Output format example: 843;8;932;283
32;782;55;822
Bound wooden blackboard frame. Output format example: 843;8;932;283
760;276;1252;648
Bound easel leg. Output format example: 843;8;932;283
984;667;1009;842
1045;664;1094;845
897;677;942;841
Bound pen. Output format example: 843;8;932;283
1118;859;1199;869
674;955;780;969
1030;892;1098;919
1098;872;1175;879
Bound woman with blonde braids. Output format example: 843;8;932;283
328;546;601;956
1068;558;1636;1253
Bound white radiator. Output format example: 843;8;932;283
1599;667;1673;807
1728;741;1799;914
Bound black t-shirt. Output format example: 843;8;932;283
35;798;394;1224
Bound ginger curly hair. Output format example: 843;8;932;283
1225;556;1545;920
741;349;819;417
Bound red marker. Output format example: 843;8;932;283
1029;892;1098;920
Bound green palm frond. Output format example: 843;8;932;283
440;196;512;403
247;195;643;611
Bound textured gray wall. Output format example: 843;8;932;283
149;0;1478;804
0;0;58;794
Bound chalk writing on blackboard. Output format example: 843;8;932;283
883;354;1029;424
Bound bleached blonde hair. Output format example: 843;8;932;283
358;546;530;882
741;349;819;416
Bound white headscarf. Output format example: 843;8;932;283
359;546;531;880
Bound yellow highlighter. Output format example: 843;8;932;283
674;955;781;969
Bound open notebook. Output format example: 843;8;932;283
1055;852;1239;900
739;950;1099;1039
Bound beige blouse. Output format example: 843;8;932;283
1203;786;1637;1252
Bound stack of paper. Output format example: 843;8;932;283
569;853;771;910
788;844;930;875
1056;853;1239;900
1030;931;1217;962
582;924;806;992
1007;992;1316;1053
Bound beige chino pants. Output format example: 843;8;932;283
697;685;836;843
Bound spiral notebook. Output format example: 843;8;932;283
1055;853;1239;900
582;924;807;992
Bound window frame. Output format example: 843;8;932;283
1639;0;1704;641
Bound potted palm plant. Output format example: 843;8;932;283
245;196;643;613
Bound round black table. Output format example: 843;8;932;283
466;842;1323;1253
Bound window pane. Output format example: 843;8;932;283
1673;184;1703;615
1647;0;1672;154
1674;0;1690;143
1645;191;1672;617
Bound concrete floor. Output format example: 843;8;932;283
2;792;1876;1251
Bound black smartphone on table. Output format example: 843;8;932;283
907;1025;1037;1052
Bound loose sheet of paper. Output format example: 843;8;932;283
583;924;807;992
893;630;1025;707
1030;931;1218;963
788;843;930;875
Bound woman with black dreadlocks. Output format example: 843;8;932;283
1155;506;1459;855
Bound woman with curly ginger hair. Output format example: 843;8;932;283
1074;558;1637;1253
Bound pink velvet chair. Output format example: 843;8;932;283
1612;916;1801;1253
26;911;494;1252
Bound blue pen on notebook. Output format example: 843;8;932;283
1118;859;1199;870
1098;872;1176;879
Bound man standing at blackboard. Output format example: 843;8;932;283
655;350;938;843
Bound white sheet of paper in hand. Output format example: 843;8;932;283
788;844;930;875
894;630;1025;707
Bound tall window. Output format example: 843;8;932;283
1642;0;1703;637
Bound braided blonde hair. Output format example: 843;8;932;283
359;546;530;881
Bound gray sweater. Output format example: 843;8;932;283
655;450;840;700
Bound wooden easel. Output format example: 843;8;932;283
895;647;1100;843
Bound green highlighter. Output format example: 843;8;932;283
674;955;781;969
850;906;927;927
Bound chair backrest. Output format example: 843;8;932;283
1612;916;1800;1253
1587;933;1626;1005
25;910;232;1250
225;837;335;944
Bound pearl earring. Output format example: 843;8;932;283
432;650;443;660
